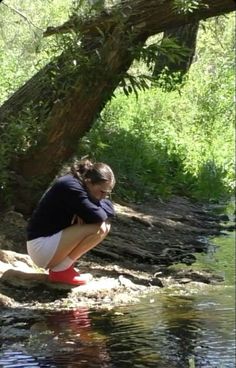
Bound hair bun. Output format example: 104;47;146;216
70;158;115;186
77;159;93;174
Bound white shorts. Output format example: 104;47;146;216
27;231;62;269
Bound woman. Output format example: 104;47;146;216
27;159;115;286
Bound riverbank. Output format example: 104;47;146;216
0;196;234;311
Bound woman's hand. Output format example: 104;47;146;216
76;216;84;225
71;215;84;225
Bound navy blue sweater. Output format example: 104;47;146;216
27;174;115;240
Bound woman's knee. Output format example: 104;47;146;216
79;221;110;238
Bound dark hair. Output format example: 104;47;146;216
71;159;115;186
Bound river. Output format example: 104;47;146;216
0;202;235;368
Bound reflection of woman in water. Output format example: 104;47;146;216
26;158;115;285
31;308;111;368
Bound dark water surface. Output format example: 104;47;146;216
1;204;235;368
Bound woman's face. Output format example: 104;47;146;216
85;180;113;201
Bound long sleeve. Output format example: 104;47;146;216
100;199;115;218
64;177;112;223
27;174;115;239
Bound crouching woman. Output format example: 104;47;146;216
26;159;115;286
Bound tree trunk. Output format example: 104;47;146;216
153;22;199;83
0;0;235;215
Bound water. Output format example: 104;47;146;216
0;204;235;368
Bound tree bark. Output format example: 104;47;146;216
0;0;235;214
153;22;199;83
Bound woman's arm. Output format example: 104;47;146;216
100;199;115;218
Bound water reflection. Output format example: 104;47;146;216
1;203;235;368
1;290;235;368
1;292;235;368
30;308;111;367
1;308;111;368
94;291;235;368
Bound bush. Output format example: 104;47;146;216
77;16;235;202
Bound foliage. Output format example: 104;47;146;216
0;0;74;200
173;0;204;14
77;14;235;202
0;0;74;104
120;37;191;96
0;2;234;204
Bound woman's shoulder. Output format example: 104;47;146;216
56;174;84;191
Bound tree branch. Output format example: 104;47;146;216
0;0;235;213
43;0;236;38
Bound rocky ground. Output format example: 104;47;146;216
0;196;234;312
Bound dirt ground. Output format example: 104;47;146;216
0;196;233;312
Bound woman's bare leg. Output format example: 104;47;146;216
47;222;110;269
68;222;110;261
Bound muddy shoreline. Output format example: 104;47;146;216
0;196;233;314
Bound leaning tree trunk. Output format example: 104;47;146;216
153;22;199;83
0;0;235;215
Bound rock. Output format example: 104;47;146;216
219;214;230;222
1;325;31;341
1;269;48;288
118;275;139;289
149;277;164;287
0;211;27;253
0;249;48;290
0;249;37;271
180;254;197;265
0;293;16;307
178;278;192;284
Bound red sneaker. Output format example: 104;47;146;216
67;265;81;276
48;267;88;286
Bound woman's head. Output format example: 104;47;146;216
71;159;115;201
